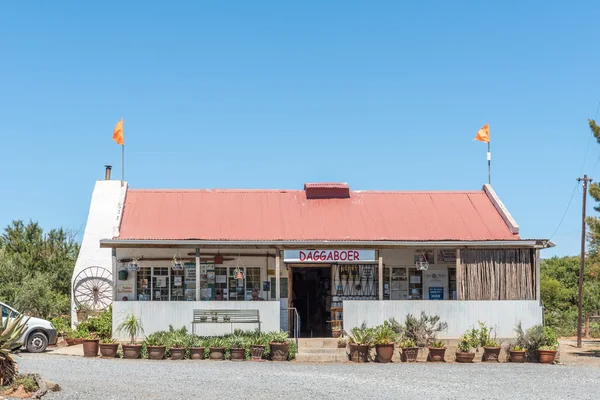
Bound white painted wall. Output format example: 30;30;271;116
343;300;543;338
113;301;280;339
71;180;127;325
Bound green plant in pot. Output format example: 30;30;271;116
99;338;119;358
337;336;348;349
398;336;419;362
189;336;205;360
455;328;479;363
209;337;226;361
537;326;559;364
250;331;268;361
116;312;144;359
348;323;373;363
228;334;247;362
168;335;187;360
427;340;447;362
478;322;501;362
75;303;93;323
210;312;218;323
269;330;291;362
373;321;396;363
144;331;167;360
82;332;100;358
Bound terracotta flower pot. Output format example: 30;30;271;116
349;343;370;363
122;344;142;359
250;345;265;361
230;348;246;361
147;345;166;360
375;343;395;363
74;338;84;345
509;350;526;363
537;349;557;364
401;347;419;362
190;347;205;360
170;347;186;360
65;337;75;346
270;342;290;361
209;347;225;361
99;343;119;358
82;339;99;357
483;346;501;362
331;329;342;338
428;347;447;362
455;351;476;363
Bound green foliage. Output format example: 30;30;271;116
83;307;112;340
373;320;397;345
348;322;373;346
388;312;448;347
514;323;558;359
116;313;143;344
11;375;38;393
0;314;30;386
512;345;525;351
0;221;79;319
143;331;168;347
477;322;499;347
398;337;417;348
100;338;116;344
50;316;71;337
267;330;289;344
456;327;479;353
430;340;445;349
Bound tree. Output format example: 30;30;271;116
587;119;600;256
0;220;79;319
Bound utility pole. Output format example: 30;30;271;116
576;175;592;348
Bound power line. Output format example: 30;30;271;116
549;181;579;241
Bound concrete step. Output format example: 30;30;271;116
299;348;347;354
295;353;349;363
298;338;340;349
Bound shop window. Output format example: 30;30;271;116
152;267;169;301
170;269;185;301
270;277;289;299
213;267;227;301
137;268;151;301
449;267;457;300
408;268;423;300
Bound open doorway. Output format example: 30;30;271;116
291;267;331;338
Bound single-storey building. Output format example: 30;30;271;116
71;169;552;339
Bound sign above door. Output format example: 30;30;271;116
283;250;376;263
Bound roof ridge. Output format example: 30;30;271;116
127;189;486;194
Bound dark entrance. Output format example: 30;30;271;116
291;267;331;338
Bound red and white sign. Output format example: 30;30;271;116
284;250;376;263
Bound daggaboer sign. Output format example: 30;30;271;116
283;250;376;263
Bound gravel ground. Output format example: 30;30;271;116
13;353;600;400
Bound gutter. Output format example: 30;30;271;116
100;239;555;249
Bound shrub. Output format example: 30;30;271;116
477;322;499;347
456;328;479;353
348;322;373;346
373;321;397;345
388;312;448;347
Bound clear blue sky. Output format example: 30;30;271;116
1;1;599;257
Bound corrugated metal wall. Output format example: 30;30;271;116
343;300;543;338
113;301;281;340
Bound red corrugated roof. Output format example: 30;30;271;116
116;188;519;242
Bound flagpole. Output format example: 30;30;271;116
121;117;125;186
487;141;491;185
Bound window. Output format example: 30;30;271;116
137;268;151;301
270;277;289;299
1;305;18;319
152;267;170;301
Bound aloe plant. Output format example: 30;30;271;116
348;322;373;346
1;314;30;386
268;330;290;344
116;312;144;344
373;321;397;345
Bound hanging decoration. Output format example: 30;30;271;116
129;255;140;271
233;254;245;279
172;252;184;271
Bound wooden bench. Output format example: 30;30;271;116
191;309;261;335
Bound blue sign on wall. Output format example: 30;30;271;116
429;287;444;300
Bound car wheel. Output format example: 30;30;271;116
27;332;48;353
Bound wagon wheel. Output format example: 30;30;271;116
73;266;113;311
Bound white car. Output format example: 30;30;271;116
1;301;57;353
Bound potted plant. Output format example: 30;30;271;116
209;337;226;361
428;340;446;362
210;312;218;322
537;326;559;364
118;265;129;281
509;345;527;363
199;312;208;322
269;331;291;361
478;322;501;362
99;338;119;358
229;335;247;361
331;321;342;338
250;332;267;361
116;312;144;359
455;329;478;363
144;332;167;360
223;314;231;323
129;256;140;271
399;337;419;362
189;336;205;360
373;321;396;363
347;323;373;363
337;336;348;349
82;333;100;357
168;335;187;360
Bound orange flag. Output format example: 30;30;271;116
112;119;124;145
474;123;490;143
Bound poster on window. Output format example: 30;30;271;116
429;287;444;300
156;277;167;288
174;276;183;287
437;249;457;263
